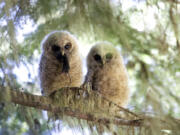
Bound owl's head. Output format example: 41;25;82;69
41;31;79;72
87;42;120;69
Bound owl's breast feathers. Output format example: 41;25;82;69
40;54;82;96
91;61;129;106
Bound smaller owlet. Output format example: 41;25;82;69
85;42;129;107
39;31;83;96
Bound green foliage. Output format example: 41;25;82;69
0;0;180;134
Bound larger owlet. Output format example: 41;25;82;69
39;31;83;96
85;42;129;107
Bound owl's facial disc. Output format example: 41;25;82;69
51;44;70;73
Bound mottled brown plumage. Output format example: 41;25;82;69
39;31;83;96
85;42;129;107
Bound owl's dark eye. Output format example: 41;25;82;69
52;45;60;52
106;53;113;60
64;42;72;50
94;54;102;62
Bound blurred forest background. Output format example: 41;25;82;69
0;0;180;135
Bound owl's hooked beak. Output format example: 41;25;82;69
61;50;65;55
102;59;106;65
99;59;106;68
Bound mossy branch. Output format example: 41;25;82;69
0;85;179;130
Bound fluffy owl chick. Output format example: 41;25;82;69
85;42;129;107
39;31;83;96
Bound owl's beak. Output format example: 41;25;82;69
61;50;65;56
102;59;105;65
99;59;105;68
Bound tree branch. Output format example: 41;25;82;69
0;86;179;129
0;86;142;127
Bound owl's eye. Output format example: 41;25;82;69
52;45;60;52
94;54;102;62
64;42;72;50
106;53;113;60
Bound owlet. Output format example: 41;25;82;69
85;42;129;107
39;31;83;96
